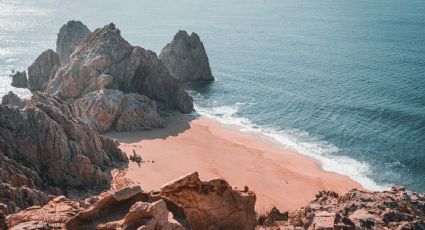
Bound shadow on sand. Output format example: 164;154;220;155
103;112;197;143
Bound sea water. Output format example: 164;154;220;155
1;0;424;191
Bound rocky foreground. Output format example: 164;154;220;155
1;21;424;229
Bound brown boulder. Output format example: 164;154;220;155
27;49;60;91
161;172;257;230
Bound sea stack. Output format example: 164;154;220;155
56;20;91;65
10;71;27;88
160;30;214;82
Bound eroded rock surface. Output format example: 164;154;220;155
72;89;164;133
259;187;425;230
56;20;91;65
10;71;27;88
0;92;127;214
47;23;193;113
160;30;214;82
27;49;60;91
1;92;24;108
161;172;257;230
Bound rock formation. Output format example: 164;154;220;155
56;20;91;65
71;89;165;133
1;92;24;108
161;172;257;230
258;187;425;230
159;30;214;82
0;92;127;214
7;186;186;230
27;49;60;91
47;23;193;114
10;71;27;88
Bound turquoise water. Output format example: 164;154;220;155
1;0;424;191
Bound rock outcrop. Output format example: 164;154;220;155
1;92;24;108
0;92;127;207
47;23;193;114
159;30;214;82
0;152;53;214
56;20;91;65
259;187;425;230
10;71;27;88
7;185;187;230
72;89;165;133
161;172;257;230
27;49;60;91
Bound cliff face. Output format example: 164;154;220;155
0;93;127;214
27;49;60;92
160;30;214;82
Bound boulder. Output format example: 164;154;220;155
1;92;24;108
56;20;91;65
160;30;214;82
10;71;27;88
72;89;165;133
161;172;257;230
65;186;185;230
27;49;60;91
47;23;193;113
0;92;127;190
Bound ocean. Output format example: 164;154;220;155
1;0;424;192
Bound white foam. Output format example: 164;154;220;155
194;103;388;191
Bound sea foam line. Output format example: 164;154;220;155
193;103;387;191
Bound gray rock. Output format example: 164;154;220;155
56;20;91;65
27;49;60;91
11;71;27;88
1;91;24;108
0;92;128;190
72;89;165;133
47;23;193;113
160;30;214;82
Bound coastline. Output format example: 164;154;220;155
105;112;363;212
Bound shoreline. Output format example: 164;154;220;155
105;112;363;212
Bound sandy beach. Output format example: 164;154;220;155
105;113;362;212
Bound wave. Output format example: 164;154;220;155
193;102;388;191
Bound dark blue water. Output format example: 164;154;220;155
1;0;424;191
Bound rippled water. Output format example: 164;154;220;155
1;0;424;191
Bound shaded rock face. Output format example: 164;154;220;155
0;93;127;191
10;71;27;88
47;23;193;113
1;92;24;108
27;49;60;91
0;152;52;214
72;89;165;133
56;20;91;65
161;172;257;230
260;187;425;230
159;30;214;82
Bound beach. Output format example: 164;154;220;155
105;113;363;212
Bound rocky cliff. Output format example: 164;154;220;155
46;23;193;114
10;71;27;88
0;93;127;214
160;30;214;82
